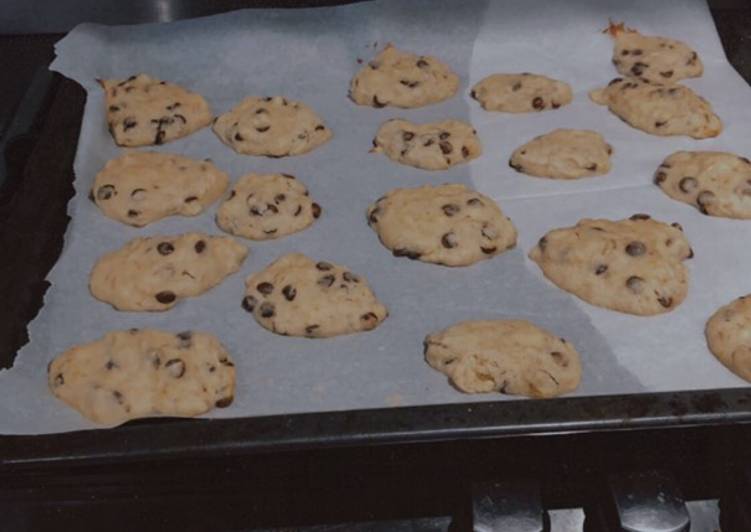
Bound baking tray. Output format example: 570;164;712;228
3;3;751;469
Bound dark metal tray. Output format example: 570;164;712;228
2;3;751;472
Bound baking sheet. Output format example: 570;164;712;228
0;0;747;435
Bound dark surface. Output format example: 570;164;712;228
1;2;751;531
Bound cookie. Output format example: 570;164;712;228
100;74;212;147
90;232;248;311
90;151;229;227
48;329;235;425
212;96;332;157
529;215;693;315
654;151;751;219
424;320;581;398
350;43;459;108
470;73;572;113
607;21;703;84
241;253;388;338
216;173;321;240
509;129;613;179
366;184;517;267
706;295;751;383
589;77;721;139
372;119;481;171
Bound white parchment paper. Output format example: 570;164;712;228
0;0;747;435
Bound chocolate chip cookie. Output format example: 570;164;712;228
350;43;459;108
48;329;235;425
366;184;517;266
529;215;693;315
242;253;388;338
216;173;321;240
91;151;229;227
424;319;581;398
606;21;703;84
654;151;751;219
90;232;248;311
470;73;572;112
706;295;751;383
100;74;212;147
371;118;481;171
212;96;332;157
509;129;613;179
589;77;721;139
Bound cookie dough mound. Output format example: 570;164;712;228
607;21;703;84
654;151;751;219
242;253;388;338
372;119;481;171
213;96;331;157
509;129;613;179
91;152;229;227
48;329;236;425
706;295;751;382
589;77;721;139
470;73;572;113
529;215;693;315
90;232;248;311
366;184;517;267
350;44;459;108
424;320;581;398
100;74;212;147
216;173;321;240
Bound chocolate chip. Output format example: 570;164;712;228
157;242;174;255
621;49;630;56
552;102;561;109
626;276;645;294
688;247;694;259
608;77;624;86
462;146;470;158
315;124;325;131
316;261;333;271
242;295;258;312
630;213;651;220
467;198;483;206
174;114;186;124
123;117;137;131
255;108;268;115
96;185;115;201
550;351;569;367
654;171;667;185
194;240;206;253
228;190;236;199
312;203;322;218
400;80;420;88
318;274;336;287
53;373;64;386
595;264;608;275
630;62;648;76
679;177;698;193
368;207;381;225
282;285;296;301
112;390;125;404
274;194;286;204
263;229;277;235
538;236;547;251
215;396;233;408
372;95;386;108
88;190;95;203
687;51;698;65
439;141;453;154
234;132;244;141
176;331;192;348
442;203;460;216
655;121;667;128
586;163;598;171
294;205;303;217
626;241;646;256
156;291;176;304
127;209;140;218
441;232;457;249
305;324;320;336
658;296;673;308
256;126;270;133
512;81;522;91
105;360;118;370
739;156;751;165
184;196;198;203
532;97;544;110
423;139;434;147
393;248;421;260
342;271;359;283
402;131;414;142
480;246;497;255
360;312;379;329
219;356;234;367
416;58;429;68
671;222;684;232
697;190;715;214
257;282;274;295
154;129;166;145
660;70;674;78
259;302;275;318
632;49;643;56
266;203;279;214
131;188;146;199
509;160;523;172
165;358;186;378
470;90;477;99
108;105;120;112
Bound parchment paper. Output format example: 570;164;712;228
0;0;746;435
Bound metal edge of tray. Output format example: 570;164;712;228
1;386;750;469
